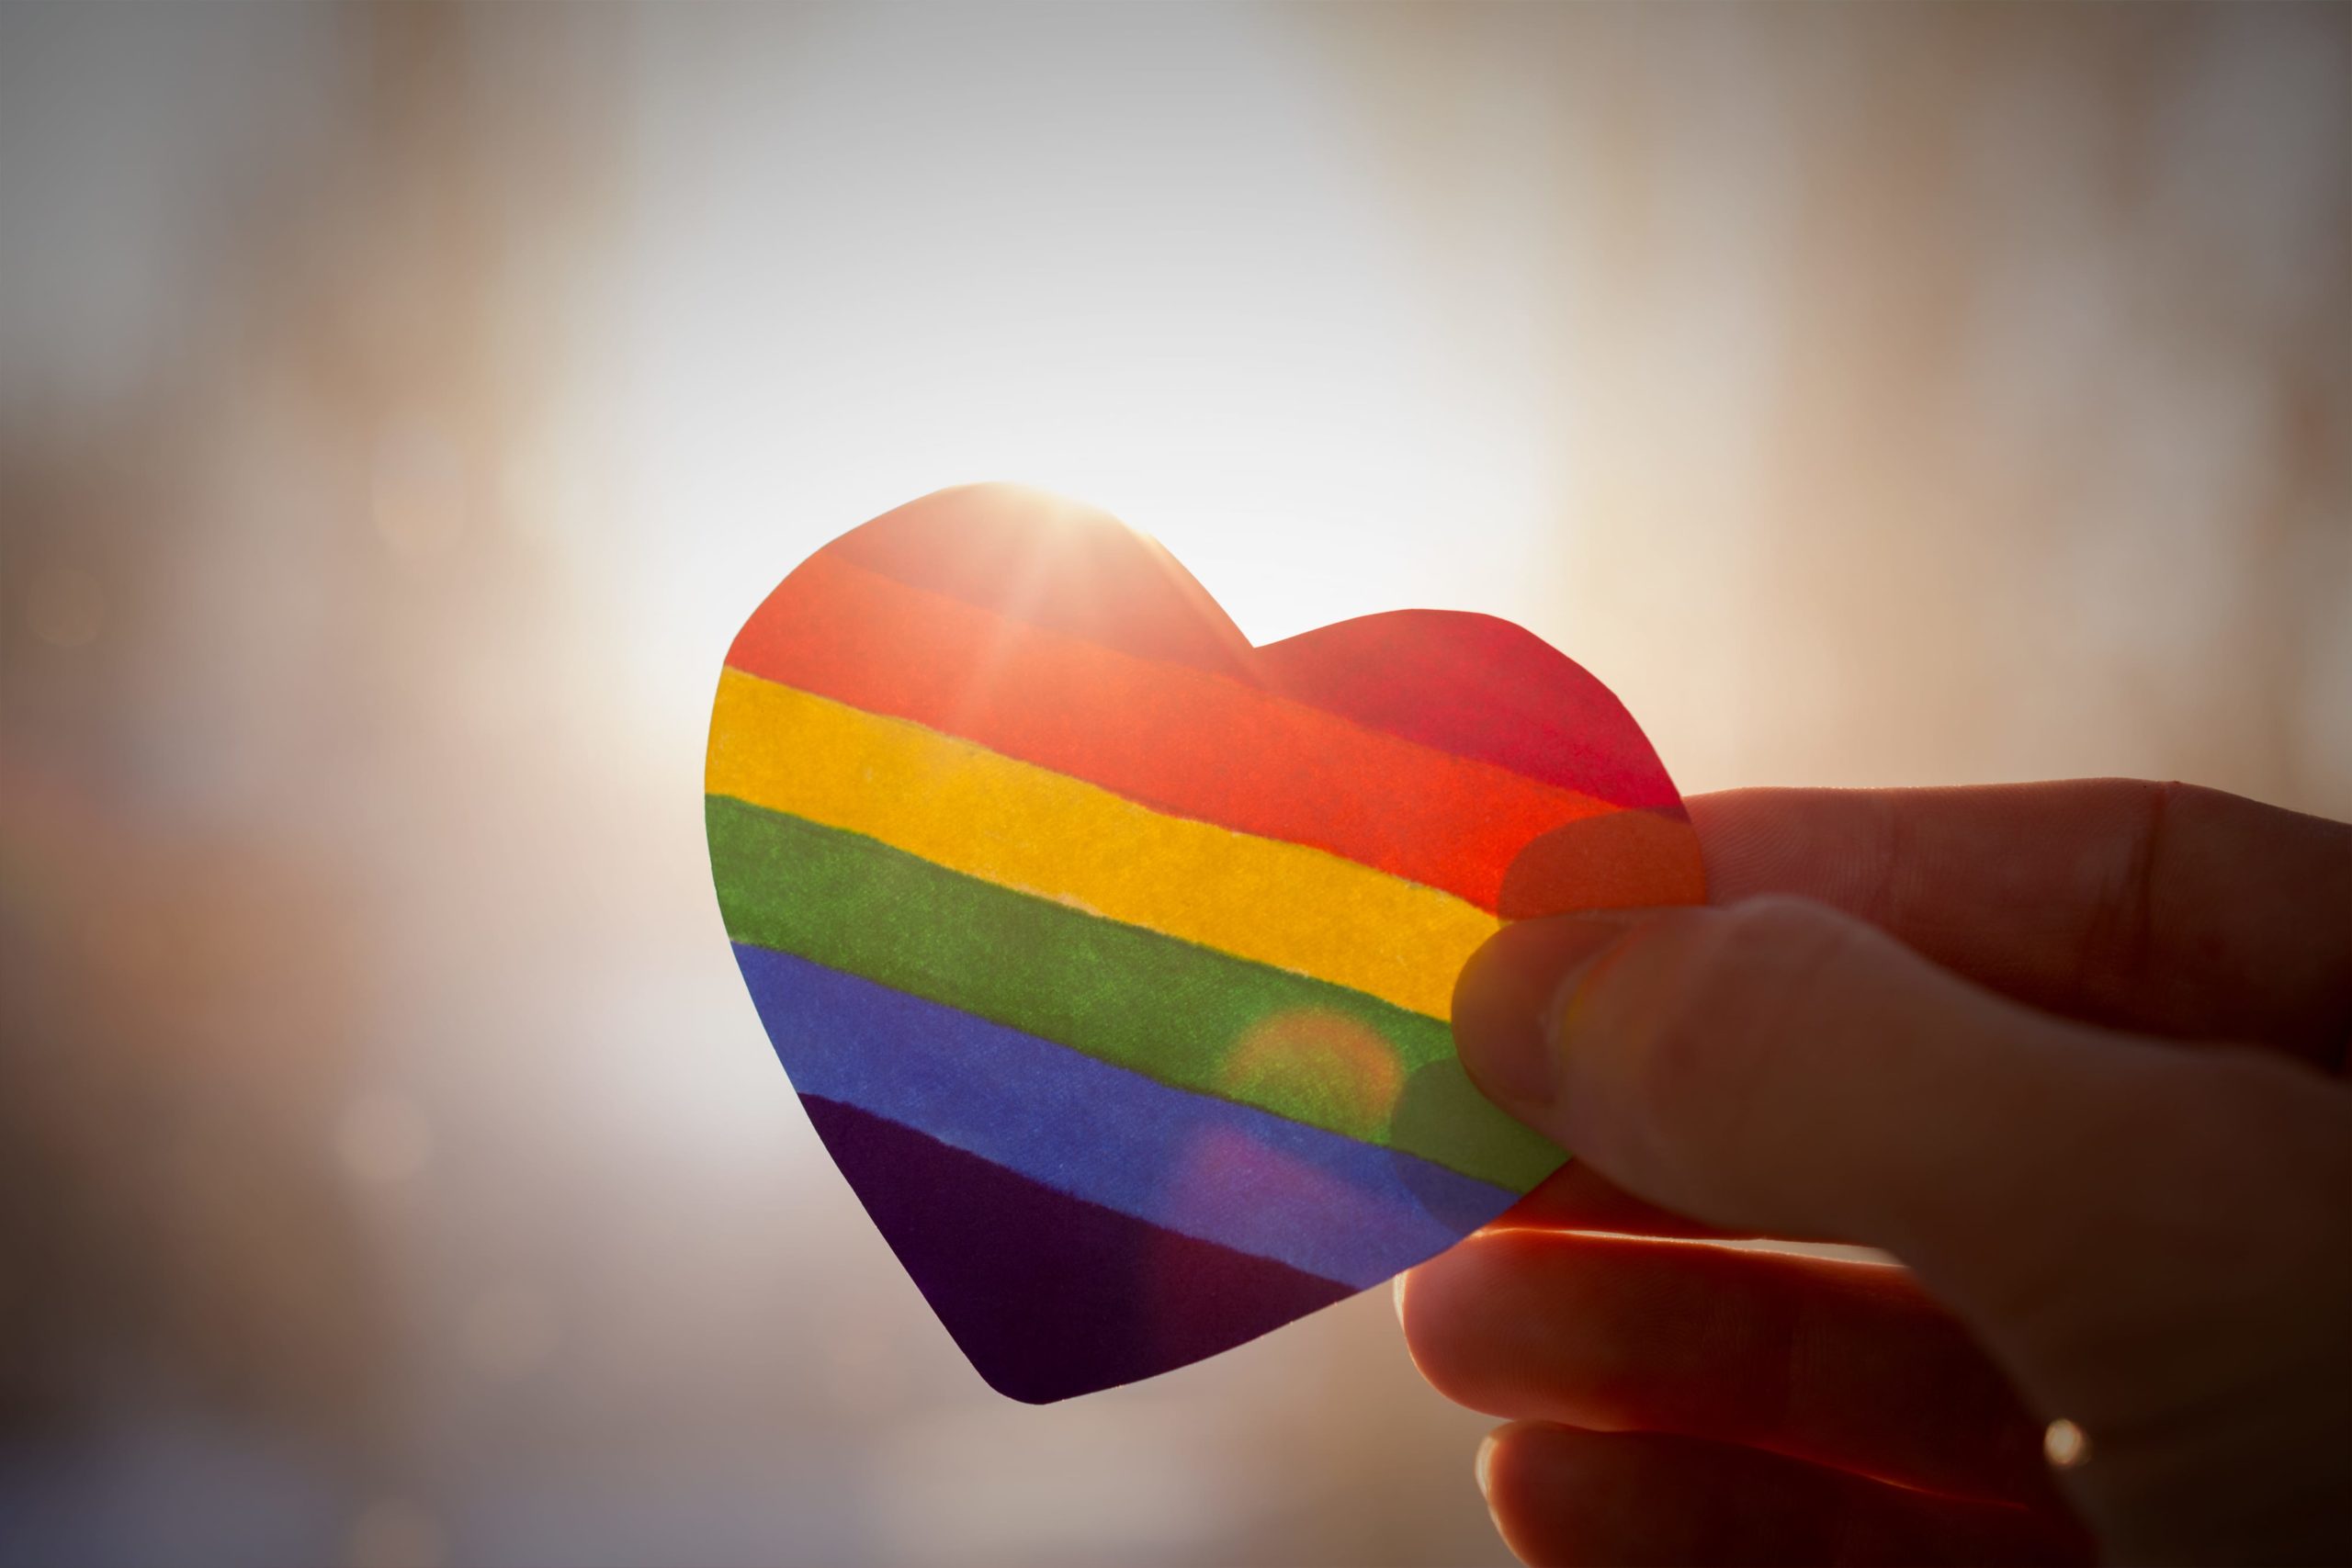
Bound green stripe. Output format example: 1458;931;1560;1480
707;793;1563;1193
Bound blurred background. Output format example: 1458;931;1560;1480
1;4;2345;1564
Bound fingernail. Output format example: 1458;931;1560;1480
1391;1269;1409;1325
1452;917;1625;1109
1474;1431;1499;1501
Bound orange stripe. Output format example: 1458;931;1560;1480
724;551;1648;913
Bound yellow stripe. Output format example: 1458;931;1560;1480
707;668;1498;1020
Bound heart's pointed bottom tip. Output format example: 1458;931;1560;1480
802;1096;1357;1402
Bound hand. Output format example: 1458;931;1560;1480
1398;781;2350;1566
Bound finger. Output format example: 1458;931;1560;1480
1402;1229;2058;1507
1451;896;2352;1448
1493;1157;1753;1240
1467;928;1833;1245
1464;919;1764;1242
1687;782;2350;1067
1477;1423;2093;1567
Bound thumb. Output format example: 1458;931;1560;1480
1453;897;2260;1332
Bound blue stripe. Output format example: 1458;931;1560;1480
734;943;1519;1289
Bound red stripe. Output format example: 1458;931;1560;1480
724;553;1665;913
1256;613;1684;813
829;488;1679;810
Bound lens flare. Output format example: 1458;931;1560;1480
1218;1007;1406;1144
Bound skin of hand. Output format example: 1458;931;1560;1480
1397;781;2350;1567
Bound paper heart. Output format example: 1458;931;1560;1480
706;485;1703;1403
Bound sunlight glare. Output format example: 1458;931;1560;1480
603;5;1562;736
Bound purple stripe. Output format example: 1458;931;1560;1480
801;1095;1355;1402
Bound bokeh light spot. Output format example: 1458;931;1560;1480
23;566;106;649
2044;1417;2090;1470
372;419;469;564
344;1498;445;1568
1219;1008;1404;1143
336;1091;434;1187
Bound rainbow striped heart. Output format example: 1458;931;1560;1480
705;486;1702;1402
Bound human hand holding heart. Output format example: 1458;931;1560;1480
705;484;1702;1402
